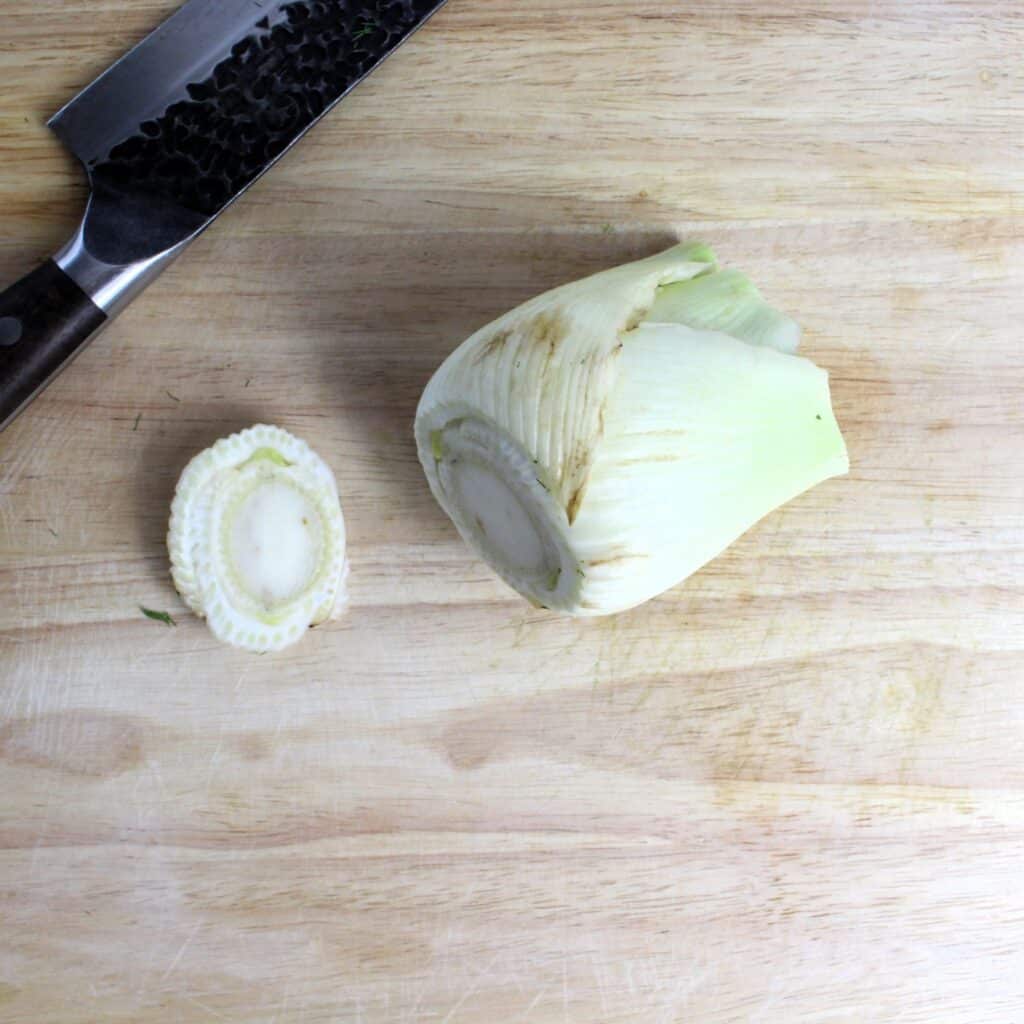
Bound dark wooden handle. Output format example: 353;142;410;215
0;260;107;430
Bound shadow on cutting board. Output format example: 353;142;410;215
317;226;682;505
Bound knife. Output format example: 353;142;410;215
0;0;448;430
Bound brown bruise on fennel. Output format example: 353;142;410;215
473;326;513;364
472;309;570;367
565;435;594;525
585;551;647;569
565;340;621;526
463;301;647;528
531;309;569;362
623;306;651;333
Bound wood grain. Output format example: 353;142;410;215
2;2;1024;1021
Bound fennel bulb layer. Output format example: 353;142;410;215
415;243;848;616
168;424;348;651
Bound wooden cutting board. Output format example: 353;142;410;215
2;2;1023;1021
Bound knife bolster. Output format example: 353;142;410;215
55;196;194;316
1;186;205;428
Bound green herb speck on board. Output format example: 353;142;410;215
140;606;176;627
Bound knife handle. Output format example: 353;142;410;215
0;260;108;430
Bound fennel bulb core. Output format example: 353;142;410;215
447;462;547;574
228;478;323;606
434;417;578;608
416;243;848;616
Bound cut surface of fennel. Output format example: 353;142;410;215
168;424;348;651
415;243;848;616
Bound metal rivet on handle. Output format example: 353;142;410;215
0;317;23;347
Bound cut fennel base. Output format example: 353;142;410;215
430;416;582;609
415;242;848;617
168;424;347;651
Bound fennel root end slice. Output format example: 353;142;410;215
168;424;348;651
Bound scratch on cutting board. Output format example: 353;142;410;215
624;958;636;996
440;951;503;1023
267;978;292;1024
588;951;611;1019
947;323;969;347
512;988;548;1022
0;413;66;495
806;1010;885;1023
127;628;180;672
562;957;570;1022
29;836;45;879
150;756;166;797
204;734;226;797
749;970;799;1024
655;969;709;1024
398;993;421;1024
181;994;231;1021
160;922;203;982
274;708;287;742
233;663;254;694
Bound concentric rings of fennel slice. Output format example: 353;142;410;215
167;424;347;652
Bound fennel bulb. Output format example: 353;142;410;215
415;243;847;616
168;424;348;651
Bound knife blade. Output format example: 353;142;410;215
0;0;448;430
